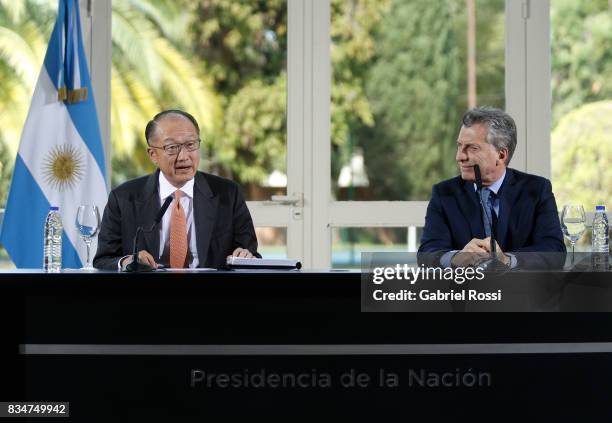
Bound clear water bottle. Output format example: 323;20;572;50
591;205;609;271
43;206;62;272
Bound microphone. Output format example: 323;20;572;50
153;195;174;226
473;164;506;271
474;163;483;191
124;195;174;272
473;164;492;251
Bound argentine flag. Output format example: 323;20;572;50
0;0;108;268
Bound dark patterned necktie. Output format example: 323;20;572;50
481;188;497;238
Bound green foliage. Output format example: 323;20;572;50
551;0;612;125
110;0;221;187
552;101;612;210
362;0;462;200
331;0;505;200
550;0;612;213
0;0;54;161
452;0;505;107
220;75;287;182
330;0;387;145
0;136;12;205
189;0;287;94
189;0;287;187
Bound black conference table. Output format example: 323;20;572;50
1;268;612;421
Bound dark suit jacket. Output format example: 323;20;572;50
93;170;259;270
418;168;566;268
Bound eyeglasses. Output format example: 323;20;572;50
149;139;201;156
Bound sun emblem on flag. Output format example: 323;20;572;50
42;144;85;191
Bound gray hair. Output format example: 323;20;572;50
462;106;517;165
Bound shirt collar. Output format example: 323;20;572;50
473;169;506;195
158;171;194;200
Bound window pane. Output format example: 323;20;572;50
331;226;423;268
111;1;287;201
256;227;287;259
0;2;55;212
331;0;505;201
0;2;55;269
0;233;15;269
551;0;612;220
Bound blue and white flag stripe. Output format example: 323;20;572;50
1;0;108;269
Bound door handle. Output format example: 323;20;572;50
266;194;303;207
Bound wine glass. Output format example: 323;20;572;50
76;205;100;270
561;204;586;265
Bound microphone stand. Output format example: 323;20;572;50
124;195;174;273
124;225;155;272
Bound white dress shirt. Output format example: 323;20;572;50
158;172;199;268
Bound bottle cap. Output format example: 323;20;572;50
596;205;606;211
49;206;59;211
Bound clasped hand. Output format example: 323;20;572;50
451;237;510;268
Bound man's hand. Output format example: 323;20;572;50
451;238;510;267
227;247;254;259
121;250;159;270
451;238;490;267
484;237;511;266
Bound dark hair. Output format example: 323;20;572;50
462;106;517;165
144;109;200;145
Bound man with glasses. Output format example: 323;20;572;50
94;110;259;270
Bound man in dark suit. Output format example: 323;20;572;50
418;107;565;268
94;110;258;270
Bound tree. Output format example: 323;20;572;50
330;0;389;190
552;101;612;212
550;0;612;220
363;0;462;200
190;0;286;94
188;0;287;187
221;75;286;186
551;0;612;125
451;0;505;108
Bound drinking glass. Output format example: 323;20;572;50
76;205;101;270
561;204;586;265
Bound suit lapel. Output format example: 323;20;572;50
136;170;161;258
497;169;519;250
458;179;485;239
193;172;218;267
